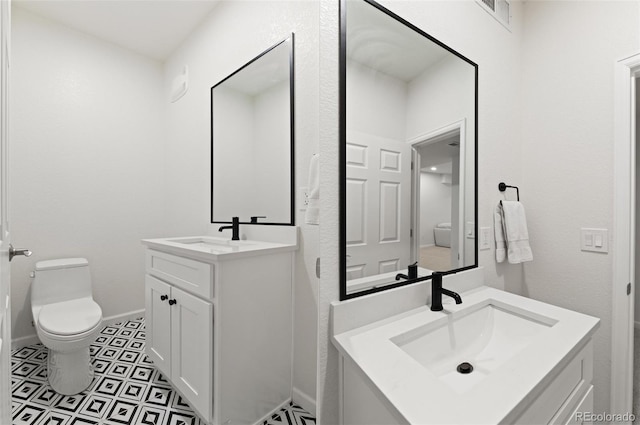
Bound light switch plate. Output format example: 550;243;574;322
466;222;475;239
479;227;491;250
581;228;608;253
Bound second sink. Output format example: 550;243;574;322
172;237;256;251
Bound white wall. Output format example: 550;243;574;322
346;59;407;140
213;85;256;219
253;82;291;222
520;1;640;414
406;55;475;143
636;77;640;324
420;172;451;246
213;81;291;223
162;1;319;411
318;1;525;422
9;8;166;341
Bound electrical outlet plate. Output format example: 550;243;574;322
298;187;309;211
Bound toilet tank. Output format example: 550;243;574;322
31;258;93;308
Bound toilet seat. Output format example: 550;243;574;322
38;298;102;336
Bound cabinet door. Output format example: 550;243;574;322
565;385;594;425
170;286;213;421
145;275;172;378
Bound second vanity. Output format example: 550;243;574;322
142;233;297;425
332;268;600;425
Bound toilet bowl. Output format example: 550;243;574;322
31;258;103;395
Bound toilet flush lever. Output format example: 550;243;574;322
9;244;31;261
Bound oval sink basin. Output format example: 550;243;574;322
391;300;557;393
171;237;256;251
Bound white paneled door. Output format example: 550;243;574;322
0;0;10;422
346;132;411;280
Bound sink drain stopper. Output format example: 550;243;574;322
457;362;473;374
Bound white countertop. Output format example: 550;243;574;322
332;286;600;424
142;235;297;261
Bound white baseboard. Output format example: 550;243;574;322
253;398;291;425
11;309;146;350
293;386;316;416
11;334;39;351
101;309;145;326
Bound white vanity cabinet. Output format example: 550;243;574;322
339;340;595;425
513;341;594;425
142;236;297;425
331;283;600;425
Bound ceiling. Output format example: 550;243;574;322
347;0;450;82
14;0;221;61
220;37;291;96
417;134;460;174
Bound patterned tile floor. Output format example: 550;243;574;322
11;317;316;425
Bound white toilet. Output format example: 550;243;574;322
31;258;103;395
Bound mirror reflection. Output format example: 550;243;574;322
341;0;478;298
211;36;294;225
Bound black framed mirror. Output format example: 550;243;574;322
211;35;295;226
339;0;478;300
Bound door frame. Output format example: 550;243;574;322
408;119;466;269
611;52;640;420
0;0;9;422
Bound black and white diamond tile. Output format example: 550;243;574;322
264;403;317;425
12;317;316;425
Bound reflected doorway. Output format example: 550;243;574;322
411;122;465;272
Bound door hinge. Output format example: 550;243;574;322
627;282;632;295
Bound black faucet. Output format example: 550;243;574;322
430;271;462;311
395;262;418;281
218;217;240;240
250;216;267;223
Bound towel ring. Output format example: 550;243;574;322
498;182;520;201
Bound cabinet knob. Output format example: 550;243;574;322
168;299;177;306
160;295;168;301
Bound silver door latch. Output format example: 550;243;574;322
9;244;31;261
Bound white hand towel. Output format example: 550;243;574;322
494;204;506;263
305;154;320;225
500;200;533;264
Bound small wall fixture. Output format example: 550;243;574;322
170;65;189;103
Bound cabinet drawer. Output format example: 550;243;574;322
146;250;213;299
